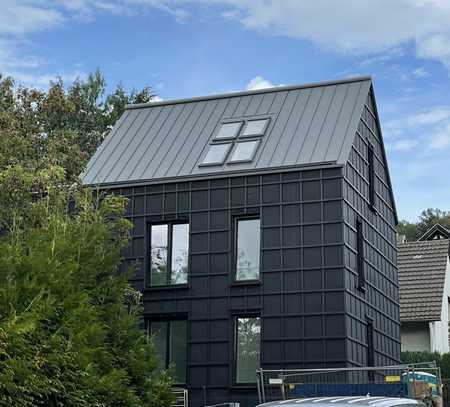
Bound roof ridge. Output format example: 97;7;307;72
125;76;372;110
398;238;449;246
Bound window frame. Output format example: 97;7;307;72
241;118;270;138
367;141;376;211
233;216;261;283
200;116;271;167
213;121;243;141
233;314;261;385
147;221;190;288
228;139;261;164
148;319;187;384
199;141;233;166
366;316;375;374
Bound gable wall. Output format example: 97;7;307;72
343;89;400;366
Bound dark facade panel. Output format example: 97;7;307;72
342;90;400;368
116;168;349;407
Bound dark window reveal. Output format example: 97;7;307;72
235;317;261;383
150;320;187;383
356;219;365;290
150;223;189;286
235;218;261;281
366;318;375;367
368;143;376;209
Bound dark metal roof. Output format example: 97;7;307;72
82;76;372;185
398;239;450;322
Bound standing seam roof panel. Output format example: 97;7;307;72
154;101;209;179
136;104;187;180
337;81;371;163
81;110;130;182
113;106;165;182
283;87;324;165
86;109;140;184
257;90;300;168
310;84;349;163
105;107;158;182
297;85;337;164
143;103;196;180
270;89;312;167
126;106;175;180
81;77;374;185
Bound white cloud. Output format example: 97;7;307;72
245;75;274;90
412;67;430;78
406;107;450;126
0;1;64;35
152;95;164;102
389;139;419;152
208;0;450;68
431;123;450;149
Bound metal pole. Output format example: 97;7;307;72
256;370;262;404
261;369;266;403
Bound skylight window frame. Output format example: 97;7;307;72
199;141;233;167
213;121;243;141
199;115;272;167
241;118;270;138
227;139;261;164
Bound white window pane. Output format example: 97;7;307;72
230;140;259;162
236;317;261;383
151;224;168;286
243;119;268;136
215;122;242;139
171;224;189;284
202;143;231;164
236;219;260;280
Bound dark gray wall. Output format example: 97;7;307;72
114;121;400;406
116;168;346;407
342;90;400;367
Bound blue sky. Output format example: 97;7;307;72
2;1;450;222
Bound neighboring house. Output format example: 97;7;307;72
418;223;450;241
398;238;450;353
82;76;400;407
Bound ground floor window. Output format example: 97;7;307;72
150;320;187;383
235;316;261;384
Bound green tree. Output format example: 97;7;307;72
397;209;450;241
0;173;174;406
0;72;173;406
0;71;154;184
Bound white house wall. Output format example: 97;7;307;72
429;257;450;353
401;322;430;352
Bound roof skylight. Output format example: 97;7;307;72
215;122;242;139
229;140;260;162
242;119;269;136
202;143;232;165
201;117;270;166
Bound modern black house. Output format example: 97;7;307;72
82;76;400;407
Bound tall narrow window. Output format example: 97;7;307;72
368;143;376;209
235;218;261;281
356;219;365;290
150;320;187;383
150;223;189;286
235;317;261;383
366;318;375;367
